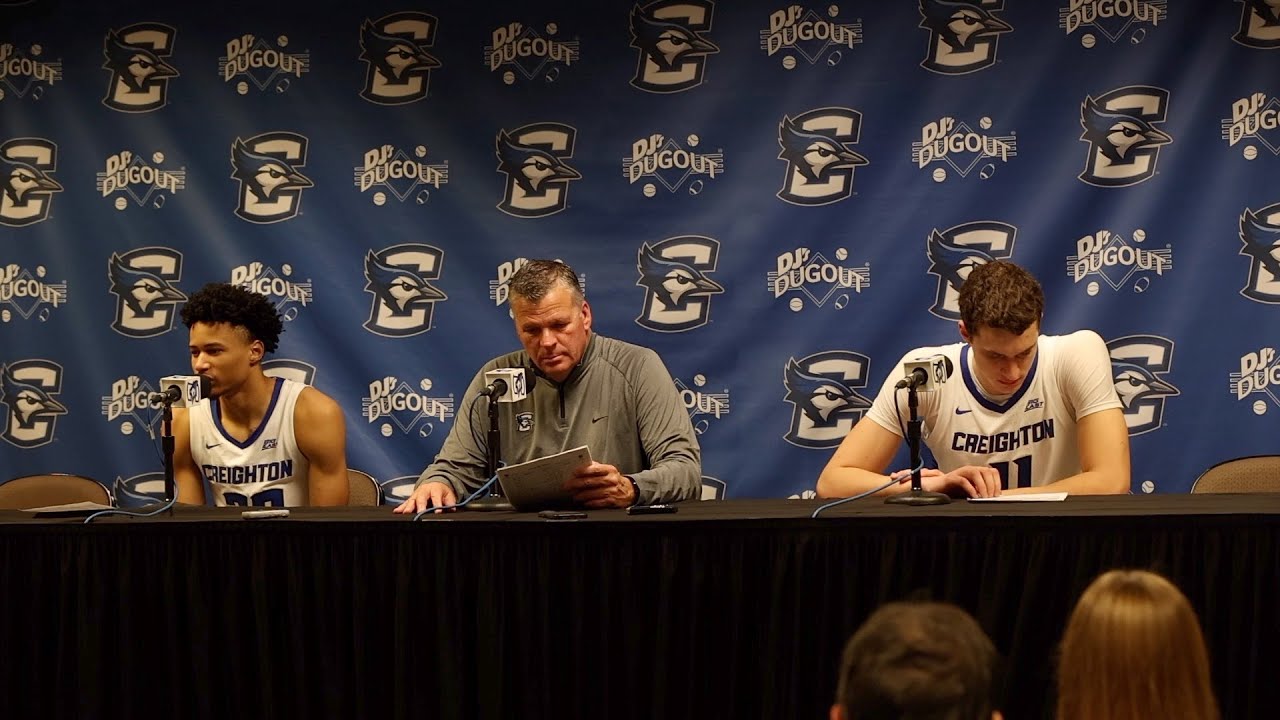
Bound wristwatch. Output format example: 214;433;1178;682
626;476;641;506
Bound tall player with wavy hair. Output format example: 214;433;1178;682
173;283;347;507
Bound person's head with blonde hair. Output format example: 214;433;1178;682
1056;569;1218;720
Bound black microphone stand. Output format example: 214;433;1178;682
885;380;950;506
467;393;514;512
158;396;178;515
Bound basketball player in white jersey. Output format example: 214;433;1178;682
172;283;348;507
818;261;1130;499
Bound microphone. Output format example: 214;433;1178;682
155;375;212;407
480;367;534;403
895;354;954;391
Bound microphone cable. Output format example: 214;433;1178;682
83;492;178;524
811;463;923;519
413;474;499;521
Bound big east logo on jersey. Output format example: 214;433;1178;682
1060;1;1166;43
1235;0;1280;49
220;34;310;91
495;123;580;218
101;24;179;113
777;108;868;206
1238;202;1280;303
630;0;719;94
1107;335;1179;436
363;244;447;338
1;360;65;449
1;41;63;99
1078;86;1172;187
108;247;186;338
0;262;67;321
927;221;1017;320
230;132;312;223
783;350;872;449
0;138;62;227
635;236;724;333
919;0;1011;75
1223;93;1280;155
359;12;440;105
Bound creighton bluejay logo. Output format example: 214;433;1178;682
783;351;872;449
359;13;440;105
1238;203;1280;303
115;472;163;508
927;221;1016;320
1078;86;1172;187
495;123;580;218
635;237;724;333
363;244;447;338
777;109;868;206
630;0;719;94
101;24;179;113
230;132;312;223
1234;0;1280;49
0;138;62;228
0;41;63;100
918;0;1011;75
1108;335;1179;436
1;360;66;449
108;247;186;338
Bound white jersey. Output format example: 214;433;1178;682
865;331;1121;489
188;378;310;507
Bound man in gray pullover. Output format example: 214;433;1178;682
394;260;701;513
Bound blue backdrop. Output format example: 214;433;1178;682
1;0;1277;504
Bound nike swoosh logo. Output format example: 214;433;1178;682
592;415;607;423
204;441;221;449
955;408;972;416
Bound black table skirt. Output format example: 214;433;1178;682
2;495;1278;720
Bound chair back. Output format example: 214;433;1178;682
0;474;113;510
347;468;383;506
1190;455;1280;494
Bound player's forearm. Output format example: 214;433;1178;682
1003;469;1129;495
817;466;905;498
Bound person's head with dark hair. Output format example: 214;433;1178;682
181;283;284;398
508;260;591;383
956;260;1045;396
832;601;1002;720
1056;569;1218;720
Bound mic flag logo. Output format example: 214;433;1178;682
1078;86;1172;187
1;359;65;449
363;244;447;338
630;0;719;94
101;24;179;113
230;132;312;223
783;350;872;449
108;247;186;338
1107;335;1179;436
0;137;61;227
1239;202;1280;303
1234;0;1280;49
777;108;868;206
927;221;1017;320
495;123;580;218
0;40;63;100
359;12;440;105
635;236;724;332
919;0;1011;75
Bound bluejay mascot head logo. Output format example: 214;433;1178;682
1108;336;1179;436
363;244;447;338
115;472;165;508
1;361;66;448
630;1;719;94
776;110;868;206
927;221;1016;320
101;24;179;113
359;13;440;105
495;124;580;218
635;237;723;332
783;351;872;449
1078;87;1172;187
230;133;312;223
1235;0;1280;48
0;138;61;227
919;0;1011;75
1239;205;1280;303
108;247;185;338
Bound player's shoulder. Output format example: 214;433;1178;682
1042;329;1107;355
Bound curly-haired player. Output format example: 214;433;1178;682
173;282;347;507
